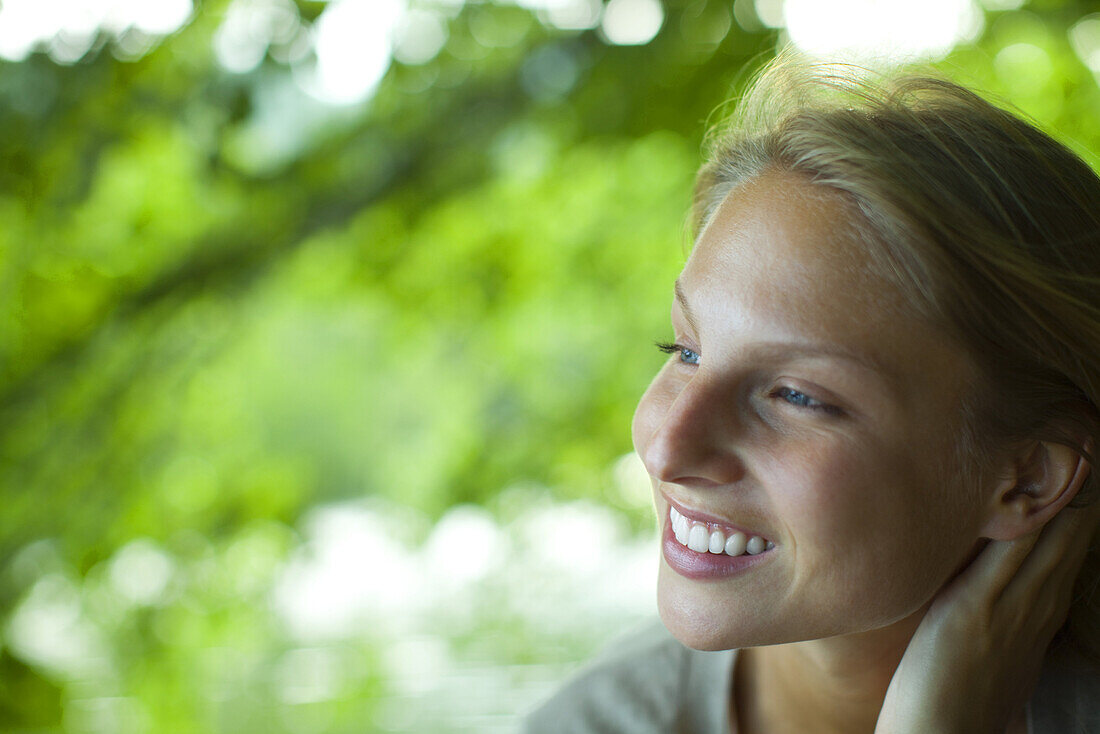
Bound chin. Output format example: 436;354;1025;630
658;594;764;651
655;564;896;651
657;592;876;652
656;568;776;651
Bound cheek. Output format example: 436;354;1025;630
772;440;976;622
762;440;907;554
768;455;873;587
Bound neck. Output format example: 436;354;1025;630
735;605;928;734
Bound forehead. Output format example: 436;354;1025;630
682;170;973;394
688;172;906;328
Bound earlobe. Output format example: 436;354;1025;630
980;439;1093;541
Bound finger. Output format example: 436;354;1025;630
940;498;1100;612
1001;500;1100;610
1042;500;1100;589
1016;498;1100;583
943;530;1041;605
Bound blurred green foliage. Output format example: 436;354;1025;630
2;0;1100;731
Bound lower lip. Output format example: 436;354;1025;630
661;516;774;580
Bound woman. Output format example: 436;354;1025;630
525;55;1100;734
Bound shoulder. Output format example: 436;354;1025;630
1030;643;1100;733
522;619;735;734
522;621;688;734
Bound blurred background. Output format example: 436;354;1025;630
1;0;1099;731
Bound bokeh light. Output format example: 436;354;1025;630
783;0;984;63
753;0;786;29
0;0;193;62
600;0;665;45
213;0;302;74
308;0;404;104
3;1;1100;732
1070;14;1100;73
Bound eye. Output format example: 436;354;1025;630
772;386;843;416
655;341;700;365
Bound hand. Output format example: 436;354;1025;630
874;499;1100;734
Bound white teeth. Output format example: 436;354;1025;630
724;531;747;556
687;524;709;552
668;505;774;557
674;516;689;544
708;530;725;554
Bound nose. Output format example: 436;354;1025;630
636;373;746;488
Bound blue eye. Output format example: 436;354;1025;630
773;386;841;415
655;342;700;365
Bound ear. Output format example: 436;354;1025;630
980;438;1093;541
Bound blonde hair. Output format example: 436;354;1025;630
695;53;1100;660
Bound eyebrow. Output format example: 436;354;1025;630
674;279;702;336
672;278;894;382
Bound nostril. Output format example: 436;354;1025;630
635;377;744;486
642;420;745;488
641;427;685;484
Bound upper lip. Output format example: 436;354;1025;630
662;491;772;541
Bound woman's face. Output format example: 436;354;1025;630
632;171;990;651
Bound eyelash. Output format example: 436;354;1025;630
655;341;699;365
654;341;843;416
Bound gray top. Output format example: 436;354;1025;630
524;620;1100;734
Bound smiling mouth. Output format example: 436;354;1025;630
668;504;775;558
